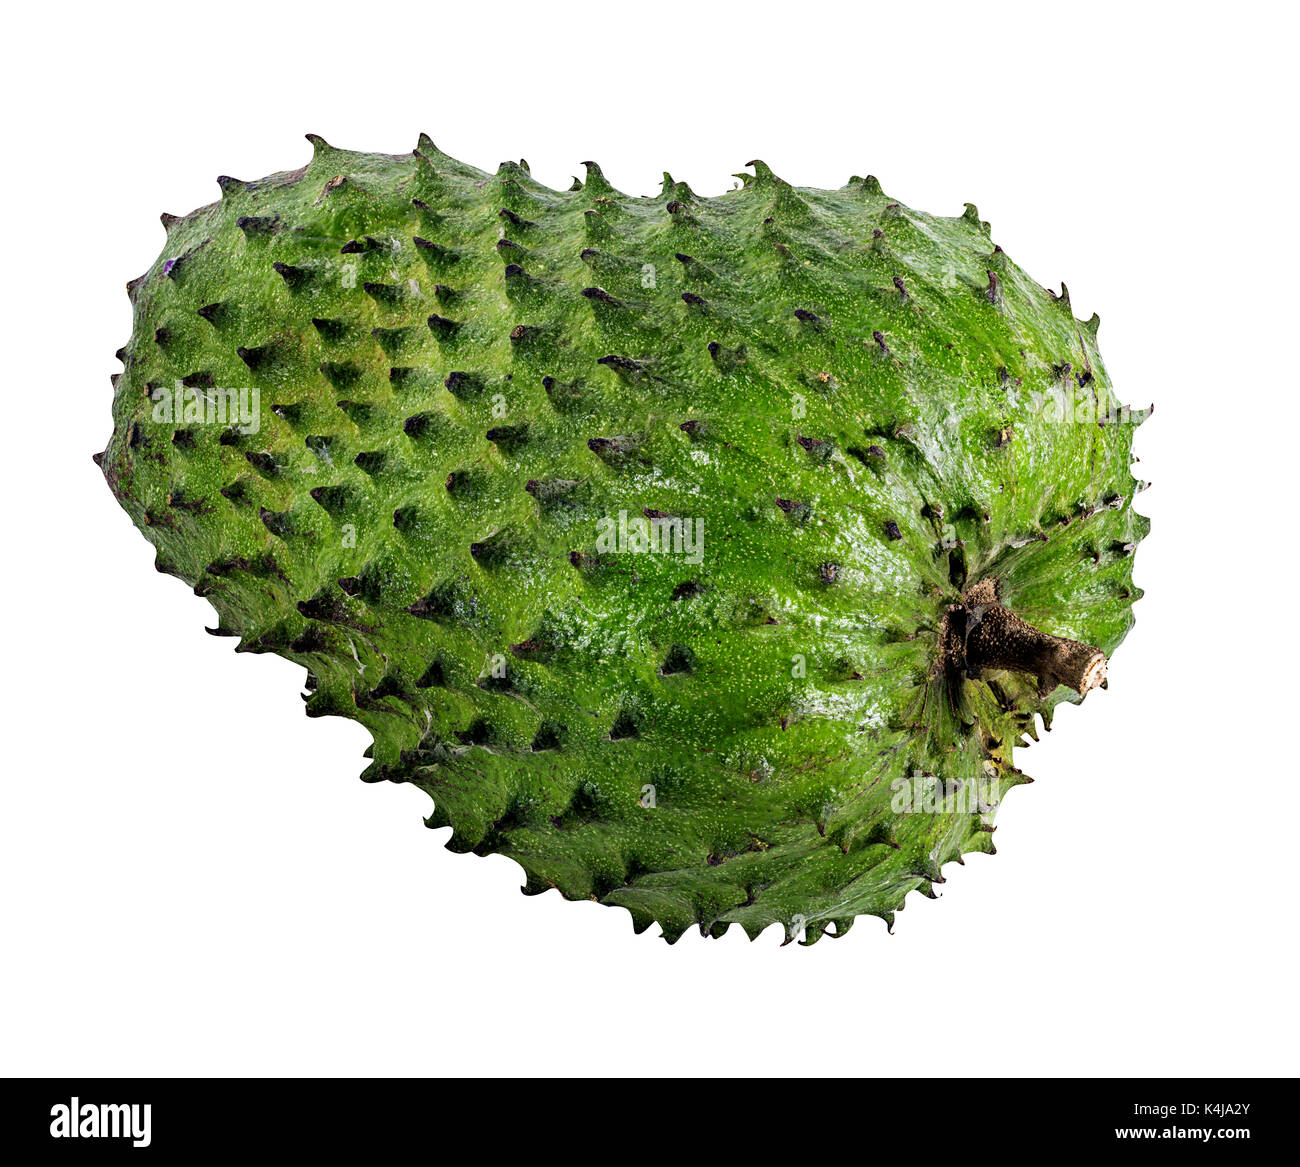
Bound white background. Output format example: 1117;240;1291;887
2;0;1295;1078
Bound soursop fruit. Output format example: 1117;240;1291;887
96;135;1149;944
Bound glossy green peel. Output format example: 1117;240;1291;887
97;135;1148;943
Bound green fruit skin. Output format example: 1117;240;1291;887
97;135;1148;944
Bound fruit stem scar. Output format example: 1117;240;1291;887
941;577;1108;697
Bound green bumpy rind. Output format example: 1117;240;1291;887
97;135;1148;944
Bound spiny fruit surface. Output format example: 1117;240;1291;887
97;134;1149;944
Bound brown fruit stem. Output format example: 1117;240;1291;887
946;578;1108;697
